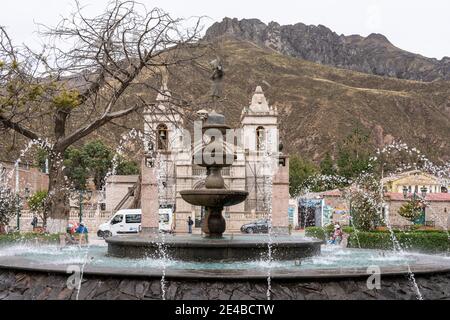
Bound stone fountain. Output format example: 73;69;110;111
179;110;247;238
105;59;322;261
106;109;322;261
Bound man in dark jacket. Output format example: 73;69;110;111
187;216;194;234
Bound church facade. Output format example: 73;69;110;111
141;86;289;233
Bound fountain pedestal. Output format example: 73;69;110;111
202;207;225;237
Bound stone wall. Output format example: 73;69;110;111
389;200;450;229
104;175;139;212
1;269;450;300
0;162;48;198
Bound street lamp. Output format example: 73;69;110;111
78;190;93;224
420;186;428;199
16;194;21;232
402;186;408;199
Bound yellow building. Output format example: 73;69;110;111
382;170;448;194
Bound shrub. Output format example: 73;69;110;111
306;225;355;241
342;226;354;234
305;227;327;241
0;232;61;245
398;199;425;222
347;231;450;253
0;187;21;229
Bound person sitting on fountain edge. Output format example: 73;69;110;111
187;216;194;234
75;222;89;244
333;224;343;245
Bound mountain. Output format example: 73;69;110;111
204;18;450;82
166;40;450;163
2;40;450;166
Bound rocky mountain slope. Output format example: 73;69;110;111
167;40;450;163
204;18;450;82
2;39;450;165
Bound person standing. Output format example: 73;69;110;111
187;216;194;234
31;215;38;230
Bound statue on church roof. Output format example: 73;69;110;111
210;57;224;106
156;66;171;102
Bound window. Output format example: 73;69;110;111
256;126;265;150
157;124;168;150
111;215;123;225
126;214;141;224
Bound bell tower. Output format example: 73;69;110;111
240;86;289;233
141;85;183;233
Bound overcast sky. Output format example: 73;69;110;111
1;0;449;59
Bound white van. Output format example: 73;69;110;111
97;209;142;238
97;208;174;238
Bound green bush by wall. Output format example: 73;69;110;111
305;226;450;253
0;232;61;245
348;231;449;253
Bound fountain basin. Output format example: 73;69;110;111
180;189;248;207
106;234;323;261
2;245;450;300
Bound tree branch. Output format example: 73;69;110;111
57;104;139;150
0;115;40;141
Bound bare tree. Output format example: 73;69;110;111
0;0;206;231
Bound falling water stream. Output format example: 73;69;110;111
260;133;277;300
74;129;145;299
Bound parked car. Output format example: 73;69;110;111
240;219;269;234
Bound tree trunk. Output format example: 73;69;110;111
45;151;70;233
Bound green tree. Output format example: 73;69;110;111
398;199;425;222
0;187;21;232
320;152;336;175
64;140;113;190
116;158;139;175
345;174;383;231
63;147;89;190
289;155;318;197
82;140;114;189
337;128;373;179
63;141;139;190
